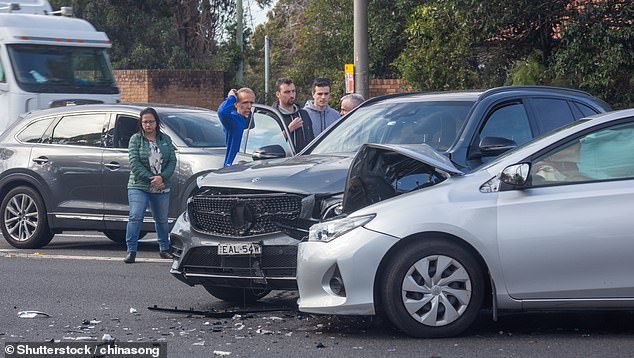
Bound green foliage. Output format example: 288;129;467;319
246;0;419;105
394;2;481;90
549;1;634;109
506;51;546;85
49;0;189;69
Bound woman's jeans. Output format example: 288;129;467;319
126;188;171;252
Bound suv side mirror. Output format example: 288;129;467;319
479;136;517;156
252;144;287;160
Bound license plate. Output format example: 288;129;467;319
217;243;262;256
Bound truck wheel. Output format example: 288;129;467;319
1;186;54;249
204;286;271;304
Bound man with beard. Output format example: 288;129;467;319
272;77;315;152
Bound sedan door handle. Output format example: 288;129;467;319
32;157;49;164
104;162;120;170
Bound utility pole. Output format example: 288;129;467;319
236;0;244;85
353;0;369;99
265;35;270;104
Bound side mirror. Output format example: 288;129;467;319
479;136;517;157
500;163;530;188
252;144;287;160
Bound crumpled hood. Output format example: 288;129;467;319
197;154;354;195
342;143;463;213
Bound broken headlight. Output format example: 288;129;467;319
308;214;376;242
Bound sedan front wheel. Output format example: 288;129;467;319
380;239;485;338
1;186;54;249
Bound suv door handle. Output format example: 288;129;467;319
104;162;120;170
32;157;48;164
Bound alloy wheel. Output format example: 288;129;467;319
4;193;40;242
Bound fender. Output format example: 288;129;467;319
0;170;53;211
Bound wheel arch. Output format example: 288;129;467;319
372;231;494;314
0;172;52;213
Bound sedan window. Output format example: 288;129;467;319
532;121;634;185
0;56;5;82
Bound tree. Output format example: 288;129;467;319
394;2;482;90
49;0;249;69
550;0;633;109
246;0;420;105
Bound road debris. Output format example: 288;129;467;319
17;311;50;318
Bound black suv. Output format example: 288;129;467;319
169;86;611;303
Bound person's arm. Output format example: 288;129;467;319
218;89;238;129
159;134;177;181
128;134;153;181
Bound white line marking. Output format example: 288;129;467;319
0;250;170;263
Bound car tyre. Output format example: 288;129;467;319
0;186;54;249
380;239;485;338
203;286;271;304
103;230;146;244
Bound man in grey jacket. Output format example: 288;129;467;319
303;77;340;136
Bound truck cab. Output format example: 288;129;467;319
0;0;119;134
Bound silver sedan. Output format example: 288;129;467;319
297;108;634;338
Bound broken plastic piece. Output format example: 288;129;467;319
18;311;50;318
213;351;231;356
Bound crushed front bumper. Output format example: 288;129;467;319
169;213;299;290
296;226;399;315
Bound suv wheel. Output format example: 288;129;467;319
203;286;271;304
1;186;54;249
380;239;485;338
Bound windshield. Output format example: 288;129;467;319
8;44;117;94
161;112;225;147
309;100;474;155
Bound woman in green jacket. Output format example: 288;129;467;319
124;107;176;263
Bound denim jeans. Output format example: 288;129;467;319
125;188;171;252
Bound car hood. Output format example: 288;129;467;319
196;154;354;195
342;143;463;213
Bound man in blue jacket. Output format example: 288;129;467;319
217;88;256;166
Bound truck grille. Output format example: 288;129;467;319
189;190;304;237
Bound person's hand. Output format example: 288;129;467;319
227;89;238;98
150;176;165;190
288;116;303;132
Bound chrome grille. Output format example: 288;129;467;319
189;191;303;237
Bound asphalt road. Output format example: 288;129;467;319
1;232;634;357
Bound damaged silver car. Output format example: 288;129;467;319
297;109;634;337
168;86;610;303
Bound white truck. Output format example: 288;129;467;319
0;0;119;133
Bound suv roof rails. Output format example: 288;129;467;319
480;85;593;100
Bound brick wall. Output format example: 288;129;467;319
368;78;411;98
113;69;224;109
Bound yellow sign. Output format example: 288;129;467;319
344;64;354;74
